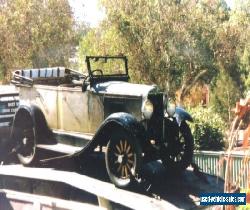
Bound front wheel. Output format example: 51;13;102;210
105;128;142;188
160;121;194;172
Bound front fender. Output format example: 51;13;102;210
103;112;145;136
77;112;146;155
174;107;193;126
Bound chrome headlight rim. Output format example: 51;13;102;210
141;99;154;119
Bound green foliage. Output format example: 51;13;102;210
0;0;84;82
245;72;250;90
240;43;250;92
210;70;241;122
77;0;250;109
0;0;248;127
0;62;4;82
78;27;125;72
79;0;228;100
188;106;225;151
208;1;250;122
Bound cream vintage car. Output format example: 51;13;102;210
11;56;194;188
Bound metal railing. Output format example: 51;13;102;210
193;150;250;189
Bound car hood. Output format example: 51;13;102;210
91;81;158;97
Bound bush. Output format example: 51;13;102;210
188;106;225;151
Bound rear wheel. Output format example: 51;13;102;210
105;128;142;188
12;112;37;165
161;121;194;172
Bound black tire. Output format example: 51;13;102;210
105;128;142;188
12;113;37;165
161;121;194;172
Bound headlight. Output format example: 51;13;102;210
166;101;176;117
141;99;154;119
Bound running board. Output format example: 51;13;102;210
37;143;83;155
52;130;93;148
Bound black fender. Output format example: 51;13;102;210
174;107;193;126
77;112;146;156
11;105;53;144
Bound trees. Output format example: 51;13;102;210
0;0;77;82
188;106;225;151
1;0;248;123
78;0;249;123
210;0;250;121
79;0;231;103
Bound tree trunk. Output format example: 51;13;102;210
177;69;208;105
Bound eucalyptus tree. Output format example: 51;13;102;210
0;0;76;82
79;0;229;103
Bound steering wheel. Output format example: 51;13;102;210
91;69;103;76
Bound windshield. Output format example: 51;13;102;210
86;56;128;76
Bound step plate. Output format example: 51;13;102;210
37;143;82;154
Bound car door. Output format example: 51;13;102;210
86;91;104;134
57;86;89;133
57;86;104;134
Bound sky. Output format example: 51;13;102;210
69;0;105;27
69;0;234;27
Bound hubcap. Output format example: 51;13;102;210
112;140;134;178
22;137;28;145
117;154;124;164
19;128;34;157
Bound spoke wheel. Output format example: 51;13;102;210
105;128;142;188
161;121;194;172
12;113;37;165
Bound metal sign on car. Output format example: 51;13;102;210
0;91;19;127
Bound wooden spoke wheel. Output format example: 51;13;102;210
105;128;142;188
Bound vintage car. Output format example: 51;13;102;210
11;56;194;188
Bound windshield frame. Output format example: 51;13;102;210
85;56;129;77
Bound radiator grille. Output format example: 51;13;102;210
147;93;164;141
